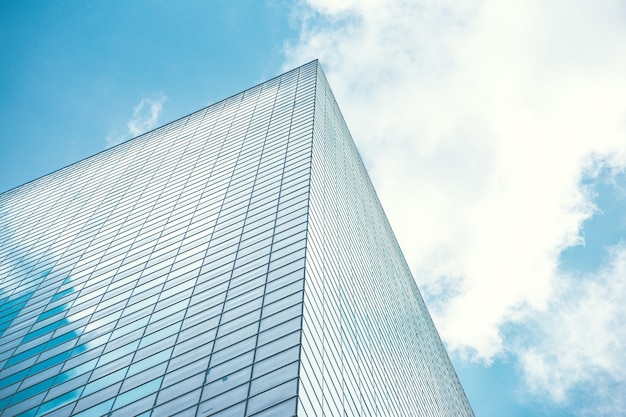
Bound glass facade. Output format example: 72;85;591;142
0;61;473;416
298;66;474;416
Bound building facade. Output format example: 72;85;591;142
0;61;474;416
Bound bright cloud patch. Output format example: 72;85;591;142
285;0;626;414
106;93;168;147
521;242;626;412
519;167;626;413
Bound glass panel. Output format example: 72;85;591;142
245;379;297;415
112;377;162;411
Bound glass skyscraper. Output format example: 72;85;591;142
0;61;474;416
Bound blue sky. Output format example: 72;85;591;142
2;2;626;416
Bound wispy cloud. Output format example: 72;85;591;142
106;93;168;147
285;0;626;413
520;240;626;412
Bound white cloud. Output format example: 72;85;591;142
285;0;626;412
105;131;126;148
127;94;168;137
520;242;626;413
106;93;168;147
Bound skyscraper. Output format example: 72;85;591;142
0;61;473;416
